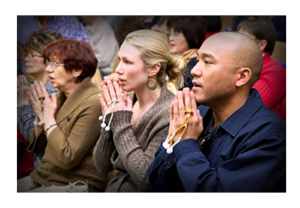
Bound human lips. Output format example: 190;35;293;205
119;78;126;85
25;64;31;69
192;80;202;91
49;76;54;83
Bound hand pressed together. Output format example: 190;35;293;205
98;80;133;115
169;88;203;143
27;81;57;128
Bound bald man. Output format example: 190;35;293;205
147;32;286;192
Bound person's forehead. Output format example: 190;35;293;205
119;41;141;57
198;37;236;59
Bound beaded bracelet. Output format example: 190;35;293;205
163;109;193;154
44;123;57;134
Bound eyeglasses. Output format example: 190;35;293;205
168;31;184;39
45;60;64;69
25;53;43;59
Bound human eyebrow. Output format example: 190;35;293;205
196;52;200;61
201;53;215;60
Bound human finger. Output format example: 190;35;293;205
169;100;174;121
173;99;179;120
102;84;111;106
27;91;38;107
98;93;108;113
33;81;45;101
190;91;197;116
183;88;192;112
107;80;117;101
39;81;49;100
176;91;185;119
30;83;39;102
169;100;175;134
100;73;119;88
113;81;123;104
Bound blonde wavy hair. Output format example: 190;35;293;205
125;29;186;89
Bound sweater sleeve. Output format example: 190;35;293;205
110;110;169;191
93;114;115;174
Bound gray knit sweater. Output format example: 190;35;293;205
93;84;175;192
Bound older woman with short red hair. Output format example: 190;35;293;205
17;39;107;192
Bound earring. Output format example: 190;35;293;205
73;76;78;84
147;78;157;90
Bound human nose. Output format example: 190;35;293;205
115;62;123;75
46;63;54;73
24;54;30;62
191;62;202;77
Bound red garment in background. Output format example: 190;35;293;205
204;31;220;41
252;53;286;122
17;126;34;174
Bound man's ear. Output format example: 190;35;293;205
235;67;252;87
257;39;267;53
148;63;161;77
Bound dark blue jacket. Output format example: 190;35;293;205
147;89;286;192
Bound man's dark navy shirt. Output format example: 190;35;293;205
148;89;286;192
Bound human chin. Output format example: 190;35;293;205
170;47;178;54
24;67;34;75
193;91;205;105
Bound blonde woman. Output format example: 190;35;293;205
93;29;186;192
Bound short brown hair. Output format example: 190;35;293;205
114;16;146;47
44;39;98;83
237;19;277;55
167;16;207;49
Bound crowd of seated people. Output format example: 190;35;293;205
16;15;286;193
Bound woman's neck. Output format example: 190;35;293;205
134;84;162;109
60;82;80;99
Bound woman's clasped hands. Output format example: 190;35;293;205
98;80;133;131
27;81;57;127
98;80;132;114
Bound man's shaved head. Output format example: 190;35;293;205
205;32;263;87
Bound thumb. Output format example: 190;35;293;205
51;93;57;105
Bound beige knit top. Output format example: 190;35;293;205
93;84;175;192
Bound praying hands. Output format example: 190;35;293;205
27;81;57;135
98;80;133;131
165;88;203;153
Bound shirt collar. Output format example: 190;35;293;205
220;89;263;137
198;89;264;137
